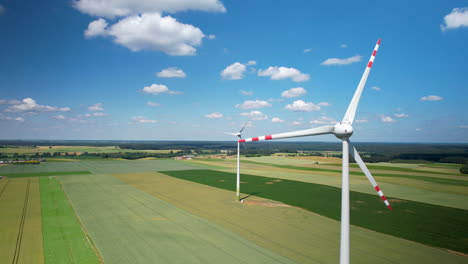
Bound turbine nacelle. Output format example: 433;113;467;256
333;122;353;139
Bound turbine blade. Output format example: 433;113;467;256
348;140;392;210
239;125;334;143
342;39;381;124
239;121;249;133
225;132;238;136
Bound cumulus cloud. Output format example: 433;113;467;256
318;102;330;107
292;121;302;125
394;113;409;118
92;112;108;117
272;117;284;123
355;119;368;124
420;95;443;101
85;14;205;56
0;99;21;105
441;8;468;31
207;34;216;39
53;115;66;120
88;103;104;111
235;100;271;109
281;87;307;98
0;114;24;122
142;84;182;95
221;61;256;80
205;112;223;119
240;111;268;120
240;90;253;96
380;115;395;123
84;18;108;38
303;48;312;53
258;66;310;82
371;86;381;91
147;101;160;107
321;55;361;66
285;100;320;112
4;98;71;113
74;0;226;18
340;44;348;48
132;116;157;123
310;116;337;125
156;67;186;78
460;125;468;129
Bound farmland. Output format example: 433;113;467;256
0;153;467;263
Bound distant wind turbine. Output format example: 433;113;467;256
239;39;391;264
225;121;249;201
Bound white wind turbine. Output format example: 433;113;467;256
225;122;249;201
239;39;391;264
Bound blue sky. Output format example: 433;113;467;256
0;0;467;142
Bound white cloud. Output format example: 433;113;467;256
272;117;284;123
85;14;205;56
416;128;422;131
459;125;468;129
235;100;271;109
0;114;24;122
421;95;443;101
84;18;108;38
310;116;337;125
240;90;253;96
142;84;182;95
285;100;320;112
355;119;368;124
0;99;21;105
281;87;307;98
53;115;66;120
240;111;268;120
156;67;186;78
147;101;160;107
74;0;226;18
380;115;395;123
5;98;71;113
207;34;216;39
292;121;302;125
92;112;108;117
321;55;362;66
132;116;157;123
88;103;104;111
340;44;348;48
205;112;223;119
371;86;381;91
318;102;330;107
258;66;310;82
441;8;468;31
247;60;256;65
304;48;312;53
394;113;409;118
221;62;247;80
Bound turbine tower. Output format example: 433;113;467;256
238;39;391;264
226;122;248;201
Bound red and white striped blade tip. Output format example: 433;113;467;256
375;185;392;210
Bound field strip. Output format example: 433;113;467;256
160;169;468;255
0;160;205;175
0;178;44;264
59;174;296;264
221;168;468;210
40;177;100;264
2;171;92;178
116;172;468;264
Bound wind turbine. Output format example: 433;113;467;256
238;39;391;264
226;122;249;201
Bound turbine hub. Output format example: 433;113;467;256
333;122;353;139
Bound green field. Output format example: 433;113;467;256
40;177;100;264
59;174;295;264
160;169;468;254
2;171;92;178
116;172;468;264
0;146;180;154
0;178;44;264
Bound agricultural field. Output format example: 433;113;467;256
0;145;180;154
0;157;467;263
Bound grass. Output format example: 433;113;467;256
160;169;468;254
240;160;468;186
2;171;92;178
117;172;468;264
59;174;294;264
40;177;100;264
0;178;44;264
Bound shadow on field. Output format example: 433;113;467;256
241;192;260;200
